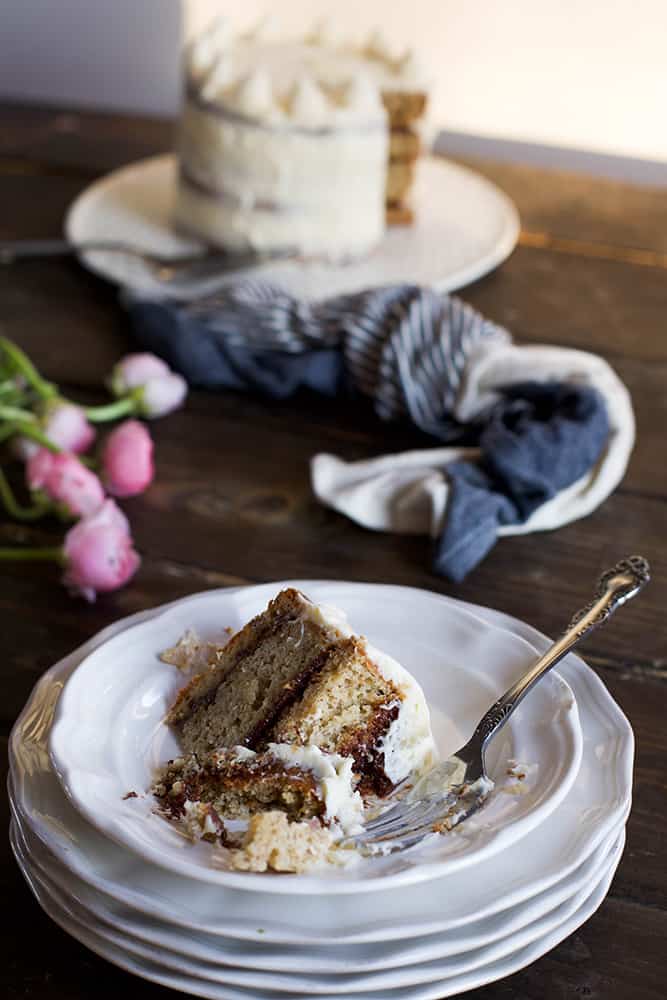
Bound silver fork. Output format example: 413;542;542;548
0;239;296;293
349;555;650;854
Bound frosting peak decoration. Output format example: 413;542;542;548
186;16;234;84
288;76;329;123
200;56;235;101
242;13;281;43
341;73;383;115
305;17;342;49
228;69;275;119
363;29;398;65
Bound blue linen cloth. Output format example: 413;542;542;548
124;283;610;580
434;382;610;581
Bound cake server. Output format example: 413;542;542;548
349;555;650;854
0;239;296;293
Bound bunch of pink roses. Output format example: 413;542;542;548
0;338;187;600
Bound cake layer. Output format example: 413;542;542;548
168;589;344;751
386;202;415;226
271;637;402;797
153;746;326;824
382;90;428;127
386;160;416;203
389;127;422;162
153;742;363;834
229;811;335;873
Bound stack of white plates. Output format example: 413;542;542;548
9;581;633;1000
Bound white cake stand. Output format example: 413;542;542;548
65;155;520;300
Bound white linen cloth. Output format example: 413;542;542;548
311;341;634;539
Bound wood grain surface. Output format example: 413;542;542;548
1;101;665;1000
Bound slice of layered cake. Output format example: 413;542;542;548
166;588;435;798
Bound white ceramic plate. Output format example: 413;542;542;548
64;155;520;299
10;586;632;946
11;822;623;1000
49;581;582;893
10;806;623;978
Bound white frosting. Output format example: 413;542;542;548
200;56;235;102
305;17;343;49
175;100;387;258
301;600;437;785
367;642;436;785
242;14;282;44
394;49;423;84
228;745;256;762
228;69;276;119
181;800;221;840
302;599;354;638
224;743;363;834
287;75;329;124
266;743;364;834
185;19;415;125
341;73;381;115
363;28;398;65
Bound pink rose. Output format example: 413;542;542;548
14;401;95;459
26;449;105;518
43;402;96;453
25;448;55;491
63;499;141;601
102;420;154;498
140;372;188;417
110;353;171;394
110;352;187;418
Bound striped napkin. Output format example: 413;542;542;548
125;283;634;580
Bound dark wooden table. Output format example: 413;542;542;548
2;102;665;999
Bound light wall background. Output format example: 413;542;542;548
2;0;667;166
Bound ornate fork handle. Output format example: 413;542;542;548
472;556;650;749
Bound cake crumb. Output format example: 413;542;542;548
122;791;138;800
507;767;526;780
181;801;228;843
160;628;227;673
229;811;334;873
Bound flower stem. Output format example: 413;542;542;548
0;404;37;423
0;467;52;521
8;422;61;453
0;546;63;563
0;379;22;400
84;396;136;422
0;337;57;401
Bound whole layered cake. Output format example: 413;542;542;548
175;18;428;259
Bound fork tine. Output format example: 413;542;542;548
363;799;428;835
364;799;443;837
358;798;448;842
362;800;482;853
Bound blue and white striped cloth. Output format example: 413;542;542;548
125;282;629;580
126;282;509;441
